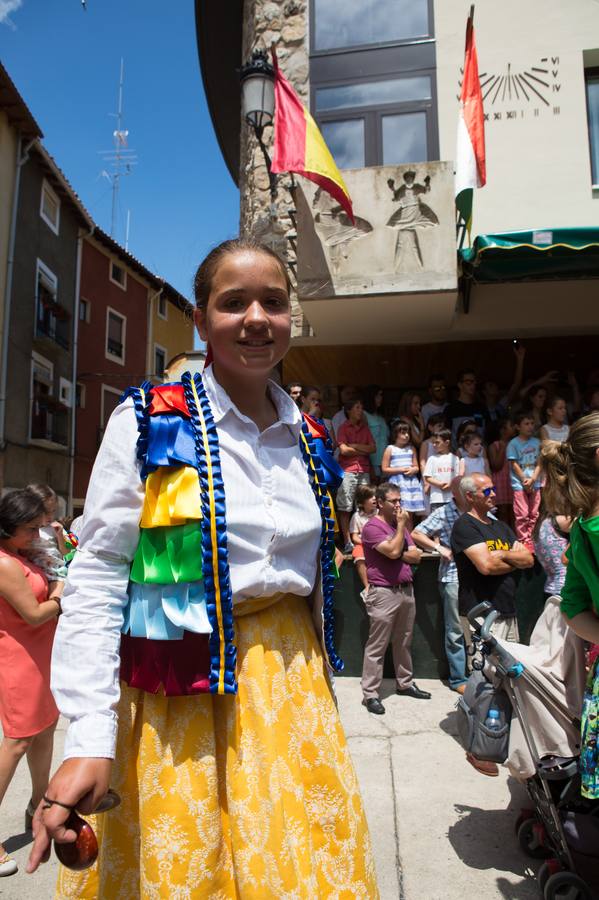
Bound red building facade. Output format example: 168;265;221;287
73;233;151;512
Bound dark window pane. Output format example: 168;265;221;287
320;119;365;169
587;76;599;184
314;0;430;51
316;76;431;112
382;111;427;165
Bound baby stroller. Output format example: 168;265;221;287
457;599;599;900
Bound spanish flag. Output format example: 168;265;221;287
270;48;355;224
455;6;486;239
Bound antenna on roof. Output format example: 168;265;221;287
98;58;137;239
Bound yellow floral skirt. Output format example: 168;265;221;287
56;593;378;899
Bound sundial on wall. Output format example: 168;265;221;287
458;56;561;122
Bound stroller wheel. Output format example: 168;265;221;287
514;809;536;835
543;871;594;900
538;860;562;893
517;818;552;859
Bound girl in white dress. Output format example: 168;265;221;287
381;422;425;523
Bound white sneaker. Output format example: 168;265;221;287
0;854;18;877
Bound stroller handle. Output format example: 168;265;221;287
467;601;525;678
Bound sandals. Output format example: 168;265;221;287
0;853;18;877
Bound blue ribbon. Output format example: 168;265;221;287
182;371;237;694
123;581;212;641
145;414;197;471
300;419;344;673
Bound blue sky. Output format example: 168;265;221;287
0;0;240;301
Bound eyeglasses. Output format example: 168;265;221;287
385;498;402;505
480;486;496;497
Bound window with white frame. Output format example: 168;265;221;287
109;260;127;290
79;298;91;323
40;179;60;234
30;352;67;446
157;293;168;320
35;260;69;349
99;385;122;446
105;308;126;364
59;377;73;408
75;382;86;409
154;344;167;378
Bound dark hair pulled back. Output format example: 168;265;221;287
193;238;292;310
0;489;46;538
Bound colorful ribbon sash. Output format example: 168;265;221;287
120;375;343;697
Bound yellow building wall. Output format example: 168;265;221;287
149;292;194;380
0;110;18;363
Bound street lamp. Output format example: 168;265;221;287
240;49;277;202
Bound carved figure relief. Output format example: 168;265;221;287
312;188;373;275
386;171;439;271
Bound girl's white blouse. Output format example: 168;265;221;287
51;366;322;759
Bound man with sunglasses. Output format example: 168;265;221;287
450;473;534;643
450;473;533;775
360;482;428;715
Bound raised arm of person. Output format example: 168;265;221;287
0;558;61;625
505;343;526;406
28;398;145;872
567;371;582;415
372;509;410;560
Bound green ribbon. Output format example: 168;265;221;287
130;522;203;585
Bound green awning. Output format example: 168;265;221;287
459;228;599;282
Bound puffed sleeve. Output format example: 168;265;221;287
51;398;144;759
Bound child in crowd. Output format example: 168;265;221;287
397;391;425;449
419;413;447;514
458;432;491;477
349;484;377;598
540;395;570;444
488;417;515;525
507;411;542;551
423;428;460;509
25;483;67;582
381;422;425;524
534;511;572;599
455;418;479;450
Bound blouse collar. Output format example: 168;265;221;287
201;363;303;435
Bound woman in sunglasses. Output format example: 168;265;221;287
28;239;378;896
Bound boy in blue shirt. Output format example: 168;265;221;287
507;411;542;551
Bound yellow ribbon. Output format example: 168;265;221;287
140;466;202;528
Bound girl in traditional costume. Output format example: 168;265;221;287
28;239;378;898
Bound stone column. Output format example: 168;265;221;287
240;0;311;338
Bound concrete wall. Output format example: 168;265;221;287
435;0;599;235
0;111;18;371
3;149;80;498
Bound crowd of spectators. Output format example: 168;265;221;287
286;349;598;722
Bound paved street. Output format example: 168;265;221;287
1;678;540;899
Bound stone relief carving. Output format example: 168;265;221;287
386;171;439;270
312;187;373;275
306;168;441;281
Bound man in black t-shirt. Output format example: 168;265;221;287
445;369;488;443
450;472;534;642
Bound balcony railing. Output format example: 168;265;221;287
31;397;69;446
36;297;71;350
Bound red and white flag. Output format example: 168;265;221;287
455;7;486;232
